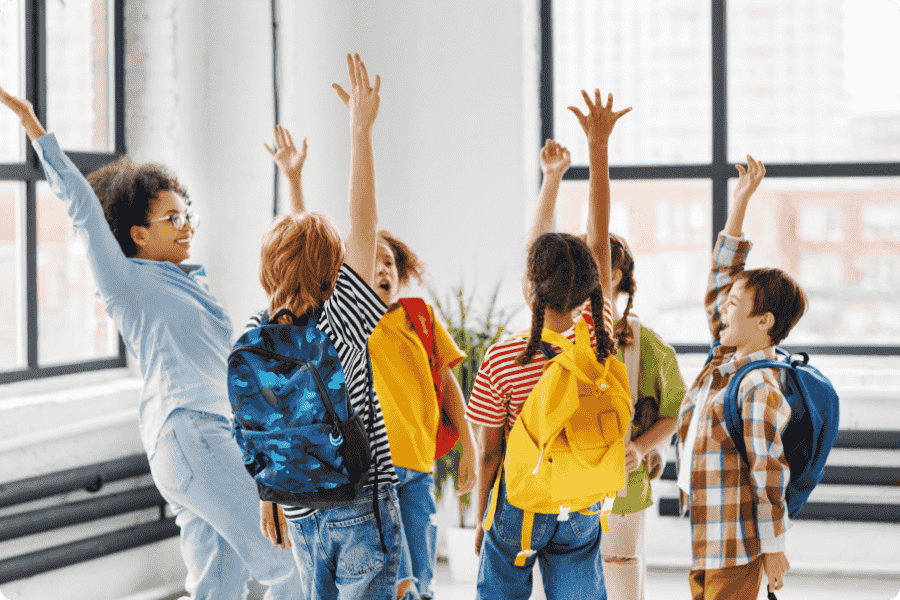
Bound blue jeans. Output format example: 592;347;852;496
395;466;438;599
287;484;403;600
148;410;304;600
476;474;606;600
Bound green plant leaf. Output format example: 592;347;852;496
428;278;522;526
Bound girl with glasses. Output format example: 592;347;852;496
0;85;304;599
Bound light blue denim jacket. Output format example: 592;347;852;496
34;134;234;457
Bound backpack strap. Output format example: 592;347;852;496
618;315;641;498
364;343;388;556
622;315;641;442
396;298;460;459
722;357;796;467
515;511;537;567
397;298;443;403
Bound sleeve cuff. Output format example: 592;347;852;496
760;531;787;554
717;232;750;249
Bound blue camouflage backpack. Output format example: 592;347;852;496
711;344;840;519
227;308;374;511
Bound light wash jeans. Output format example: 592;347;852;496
394;466;438;599
476;473;606;600
287;483;403;600
148;409;305;600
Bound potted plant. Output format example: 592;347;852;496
431;280;520;582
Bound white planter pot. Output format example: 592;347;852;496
445;526;480;583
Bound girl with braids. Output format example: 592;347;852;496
465;90;630;600
531;140;686;599
0;87;304;598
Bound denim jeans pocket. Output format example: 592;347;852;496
151;427;194;495
327;511;386;576
568;510;601;538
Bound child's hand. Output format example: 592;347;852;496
265;125;307;181
332;53;381;133
568;89;631;148
733;155;766;206
540;139;571;178
763;551;790;592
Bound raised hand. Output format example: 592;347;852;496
733;155;766;206
540;139;571;179
332;53;381;132
0;84;46;141
568;90;631;147
724;155;766;237
265;125;307;182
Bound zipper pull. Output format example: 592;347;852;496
533;445;546;475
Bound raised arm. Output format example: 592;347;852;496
568;90;631;302
333;53;381;286
724;155;766;238
527;139;571;249
0;84;132;299
265;125;307;214
704;156;765;339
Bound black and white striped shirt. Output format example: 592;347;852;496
244;264;397;520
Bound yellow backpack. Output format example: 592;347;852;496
483;318;632;567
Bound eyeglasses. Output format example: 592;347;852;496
144;210;200;231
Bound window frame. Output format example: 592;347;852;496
540;0;900;355
0;0;127;384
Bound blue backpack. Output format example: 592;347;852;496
710;344;840;519
227;309;375;510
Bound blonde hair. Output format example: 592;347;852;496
260;213;345;323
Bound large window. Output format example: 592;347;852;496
543;0;900;353
0;0;125;383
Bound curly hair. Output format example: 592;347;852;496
516;233;617;366
87;157;190;257
378;230;426;288
609;233;637;348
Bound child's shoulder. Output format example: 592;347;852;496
735;365;786;401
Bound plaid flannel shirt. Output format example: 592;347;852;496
676;233;792;571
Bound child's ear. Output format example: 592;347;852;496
757;312;776;336
130;225;148;249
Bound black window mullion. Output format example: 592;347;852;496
24;180;37;370
113;0;125;156
540;0;553;152
711;0;728;248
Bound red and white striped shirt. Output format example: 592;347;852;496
465;300;615;431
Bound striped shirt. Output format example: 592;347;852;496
245;264;397;520
676;233;792;570
465;299;614;431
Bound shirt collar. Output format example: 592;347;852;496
717;348;774;376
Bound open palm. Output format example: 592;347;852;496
265;125;307;180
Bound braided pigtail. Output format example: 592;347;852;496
590;289;617;362
616;289;636;347
609;233;637;347
516;297;547;366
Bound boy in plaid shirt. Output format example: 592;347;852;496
676;156;808;599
